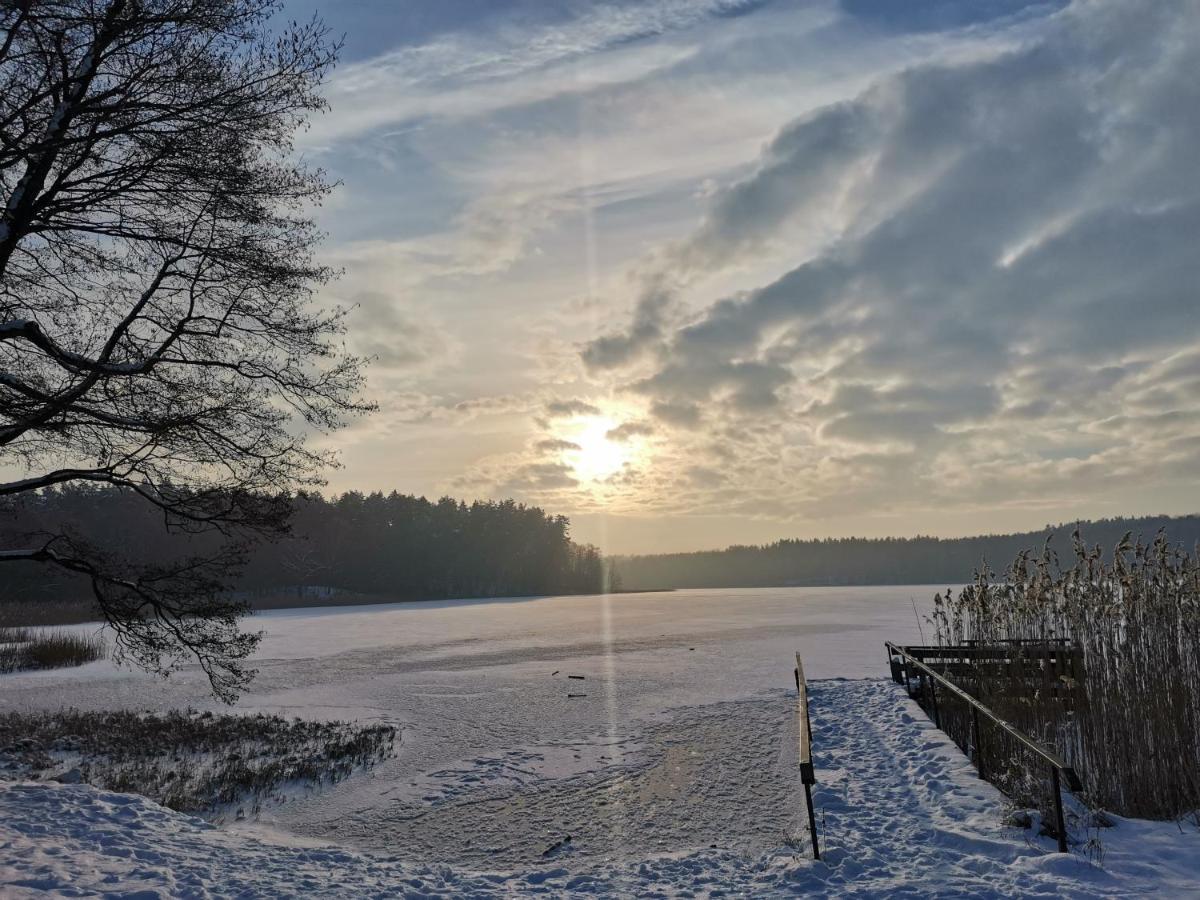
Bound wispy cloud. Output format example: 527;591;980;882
305;0;786;146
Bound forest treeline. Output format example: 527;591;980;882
3;487;1197;610
612;515;1200;590
0;487;609;610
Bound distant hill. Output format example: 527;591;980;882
612;515;1200;591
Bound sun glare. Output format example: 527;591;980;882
568;416;629;482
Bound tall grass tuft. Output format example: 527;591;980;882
930;530;1200;820
0;708;396;817
0;627;106;672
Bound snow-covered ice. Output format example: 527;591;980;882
2;587;1198;896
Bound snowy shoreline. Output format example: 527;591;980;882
4;680;1198;897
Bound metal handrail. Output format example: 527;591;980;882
897;643;1074;656
796;653;815;785
885;640;1083;852
963;637;1072;646
793;653;820;860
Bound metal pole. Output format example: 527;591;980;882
804;781;820;860
1051;766;1068;853
928;677;940;729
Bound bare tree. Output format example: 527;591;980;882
0;0;369;699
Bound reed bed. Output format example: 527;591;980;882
0;626;106;672
0;708;396;818
928;531;1200;821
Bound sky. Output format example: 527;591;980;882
283;0;1200;554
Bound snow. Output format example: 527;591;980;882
2;587;1198;896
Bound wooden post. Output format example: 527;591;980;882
795;654;820;861
1052;766;1068;853
928;676;940;729
804;780;820;861
972;705;985;780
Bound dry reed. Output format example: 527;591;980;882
0;626;106;672
929;530;1200;821
0;708;396;817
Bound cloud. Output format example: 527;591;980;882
499;461;580;492
348;292;456;371
669;99;884;273
536;438;583;452
581;274;676;371
446;393;535;420
544;399;602;418
839;0;1067;34
649;401;703;428
606;421;655;441
453;455;581;500
305;0;774;146
580;0;1200;521
813;381;999;449
577;100;888;374
327;190;577;292
685;465;725;486
633;357;793;412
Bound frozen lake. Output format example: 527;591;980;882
6;586;1196;897
2;586;934;866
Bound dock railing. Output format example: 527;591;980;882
793;653;820;860
885;640;1082;852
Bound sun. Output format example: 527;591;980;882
568;416;629;481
